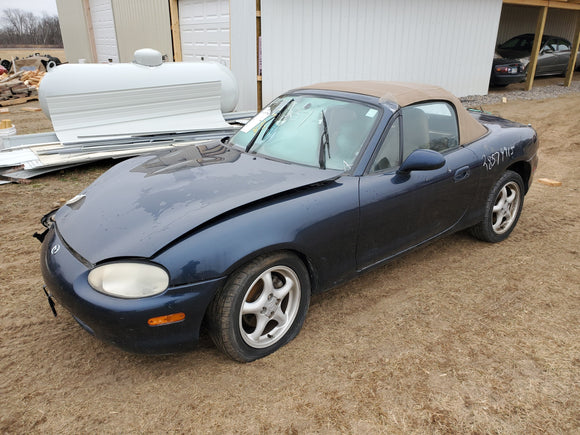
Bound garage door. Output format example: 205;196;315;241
89;0;119;63
179;0;230;66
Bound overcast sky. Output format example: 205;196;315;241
1;0;58;16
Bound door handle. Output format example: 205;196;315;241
454;166;470;182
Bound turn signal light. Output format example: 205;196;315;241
147;312;185;326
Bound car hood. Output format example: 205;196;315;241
496;48;530;63
55;142;340;264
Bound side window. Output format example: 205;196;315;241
557;39;570;51
401;102;458;160
544;39;557;51
370;117;400;173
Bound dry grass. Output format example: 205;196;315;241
0;95;579;433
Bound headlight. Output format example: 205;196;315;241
88;262;169;298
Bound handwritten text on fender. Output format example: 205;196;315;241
482;146;515;171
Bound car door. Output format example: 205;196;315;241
537;39;559;75
554;39;572;73
356;103;479;270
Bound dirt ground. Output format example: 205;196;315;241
1;90;579;433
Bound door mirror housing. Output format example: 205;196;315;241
397;149;445;175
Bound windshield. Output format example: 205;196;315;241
499;35;548;52
230;95;380;171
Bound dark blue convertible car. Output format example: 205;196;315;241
39;81;538;362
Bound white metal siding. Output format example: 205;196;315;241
261;0;502;103
179;0;231;66
89;0;119;63
55;0;93;63
111;0;173;63
230;0;257;111
497;5;578;44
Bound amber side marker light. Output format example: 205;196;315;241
148;312;186;326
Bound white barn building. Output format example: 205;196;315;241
56;0;580;111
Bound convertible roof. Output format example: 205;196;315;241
299;81;488;145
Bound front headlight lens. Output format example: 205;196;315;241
88;263;169;298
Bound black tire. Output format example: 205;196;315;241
1;59;11;71
470;170;524;243
207;252;311;362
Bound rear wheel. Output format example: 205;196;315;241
207;252;310;362
471;170;524;243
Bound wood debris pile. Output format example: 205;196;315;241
0;70;45;106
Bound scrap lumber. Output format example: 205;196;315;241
0;96;38;106
538;178;562;187
0;70;45;106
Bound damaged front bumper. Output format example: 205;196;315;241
39;225;226;354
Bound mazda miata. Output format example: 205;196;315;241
38;81;538;362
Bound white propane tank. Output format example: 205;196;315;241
39;48;239;118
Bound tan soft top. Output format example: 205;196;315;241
299;81;487;145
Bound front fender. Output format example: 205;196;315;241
154;177;360;293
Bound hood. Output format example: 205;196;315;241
496;48;530;63
55;142;340;264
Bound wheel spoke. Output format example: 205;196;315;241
492;211;505;231
493;187;507;212
271;307;289;327
261;271;275;293
505;188;517;205
241;285;269;315
247;314;270;342
272;276;294;300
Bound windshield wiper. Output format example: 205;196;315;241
245;120;268;153
262;98;294;140
245;98;295;154
319;110;330;169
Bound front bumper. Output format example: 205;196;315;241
40;226;226;354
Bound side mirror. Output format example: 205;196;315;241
541;47;554;54
397;149;445;175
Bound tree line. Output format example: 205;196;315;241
0;8;63;47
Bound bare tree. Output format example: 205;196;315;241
0;8;62;46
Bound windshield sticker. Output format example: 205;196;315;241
365;108;378;118
482;146;515;171
241;107;271;133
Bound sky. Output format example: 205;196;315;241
1;0;58;16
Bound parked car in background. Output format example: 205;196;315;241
492;33;580;86
490;56;526;87
39;81;539;362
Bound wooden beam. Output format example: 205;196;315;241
169;0;182;62
504;0;547;6
256;0;262;110
503;0;580;10
548;1;580;11
564;11;580;86
82;0;97;63
525;6;548;91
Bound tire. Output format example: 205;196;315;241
1;59;11;71
470;170;524;243
207;252;311;362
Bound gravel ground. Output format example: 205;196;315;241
461;76;580;107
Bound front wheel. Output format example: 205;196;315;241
207;252;311;362
470;170;524;243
